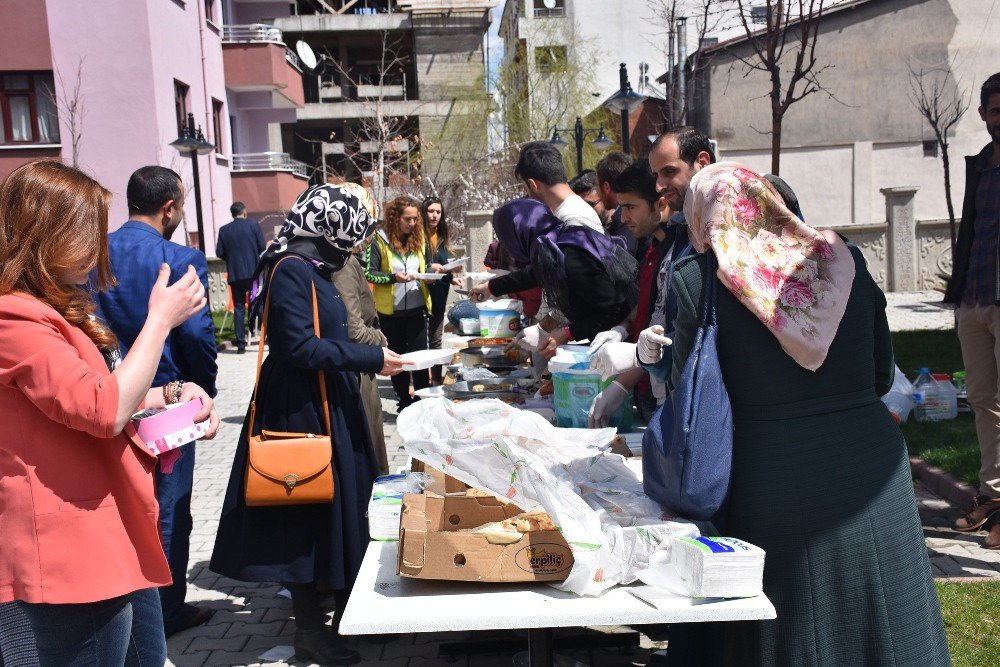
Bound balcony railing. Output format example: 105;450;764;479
221;23;284;44
231;152;309;179
533;6;565;17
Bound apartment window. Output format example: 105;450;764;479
535;46;567;73
0;72;60;144
204;0;217;23
923;139;938;158
212;98;224;153
229;114;238;153
174;80;189;135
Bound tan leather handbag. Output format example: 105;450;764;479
245;258;335;506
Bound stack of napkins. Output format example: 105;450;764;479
367;474;427;541
670;536;766;598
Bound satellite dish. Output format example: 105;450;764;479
543;0;557;8
296;40;318;72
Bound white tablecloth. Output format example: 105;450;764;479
340;541;776;635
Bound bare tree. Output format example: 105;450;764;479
731;0;832;174
42;57;86;167
647;0;725;129
321;32;422;206
908;63;970;253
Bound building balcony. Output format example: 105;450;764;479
222;24;305;108
230;152;310;218
298;99;452;121
273;13;410;34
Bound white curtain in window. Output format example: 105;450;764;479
35;90;60;143
9;96;32;141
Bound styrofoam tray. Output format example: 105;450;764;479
441;257;469;271
399;348;455;370
414;385;445;398
410;272;444;280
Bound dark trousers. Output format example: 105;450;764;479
231;278;253;349
428;308;446;383
155;443;197;634
381;308;429;405
21;588;165;667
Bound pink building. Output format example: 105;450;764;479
0;0;247;256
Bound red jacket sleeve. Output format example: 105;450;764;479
0;297;119;439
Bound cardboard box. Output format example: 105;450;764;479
397;492;574;583
410;460;468;495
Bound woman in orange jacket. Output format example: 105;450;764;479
0;160;219;665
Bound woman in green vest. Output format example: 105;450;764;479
365;196;439;410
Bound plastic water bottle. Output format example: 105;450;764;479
912;368;958;422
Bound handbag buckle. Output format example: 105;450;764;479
284;474;299;490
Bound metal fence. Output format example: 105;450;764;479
221;23;284;44
231;152;310;179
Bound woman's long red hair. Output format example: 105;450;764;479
0;160;118;349
384;196;425;256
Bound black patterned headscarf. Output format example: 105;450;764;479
250;182;380;312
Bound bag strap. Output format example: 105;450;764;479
249;257;331;438
697;252;718;327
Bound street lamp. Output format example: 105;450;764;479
170;112;214;254
549;116;613;175
603;63;646;155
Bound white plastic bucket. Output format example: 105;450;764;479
478;298;522;338
548;348;632;429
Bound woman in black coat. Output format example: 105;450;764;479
210;183;408;666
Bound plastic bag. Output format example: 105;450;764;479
882;365;914;423
397;398;699;596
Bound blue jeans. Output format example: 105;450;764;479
21;588;165;666
155;443;196;634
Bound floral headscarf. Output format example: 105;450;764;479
684;162;855;371
250;182;380;313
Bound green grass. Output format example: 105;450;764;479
937;581;1000;666
891;330;980;487
211;310;231;346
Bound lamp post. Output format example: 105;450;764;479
170;112;214;254
549;116;613;175
603;63;646;155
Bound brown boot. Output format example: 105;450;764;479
954;495;1000;532
986;521;1000;550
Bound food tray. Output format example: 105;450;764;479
443;381;523;401
399;348;456;370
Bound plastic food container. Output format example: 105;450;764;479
399;348;455;370
459;317;481;335
548;349;632;430
478;298;522;338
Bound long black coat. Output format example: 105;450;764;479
210;258;384;588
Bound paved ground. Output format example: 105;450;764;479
166;291;991;667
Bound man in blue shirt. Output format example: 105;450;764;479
216;201;266;353
95;166;218;636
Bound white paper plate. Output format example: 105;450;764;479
441;257;469;271
399;349;455;370
414;385;445;398
410;272;444;280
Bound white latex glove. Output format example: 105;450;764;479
588;380;629;429
589;342;639;382
516;323;549;351
588;325;628;353
637;325;673;365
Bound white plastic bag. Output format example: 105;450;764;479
882;365;914;423
397;398;699;596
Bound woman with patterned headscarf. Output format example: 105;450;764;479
658;163;948;666
211;183;409;666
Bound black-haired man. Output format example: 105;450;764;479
216;201;266;353
596;151;643;258
95;165;218;637
514;141;604;232
945;72;1000;549
648;126;716;210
